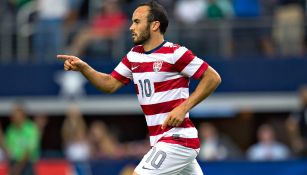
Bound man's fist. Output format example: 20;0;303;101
57;55;87;71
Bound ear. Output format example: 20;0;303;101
151;21;161;32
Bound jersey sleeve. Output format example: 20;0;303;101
173;47;209;79
111;55;132;85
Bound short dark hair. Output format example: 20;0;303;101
137;0;169;34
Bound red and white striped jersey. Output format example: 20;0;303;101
111;41;209;149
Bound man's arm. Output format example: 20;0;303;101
162;66;221;129
57;55;124;93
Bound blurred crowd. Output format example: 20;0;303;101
0;85;306;174
0;103;150;175
0;0;307;63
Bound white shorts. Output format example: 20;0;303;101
134;142;203;175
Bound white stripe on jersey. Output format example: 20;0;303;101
145;113;190;126
149;127;199;146
138;88;189;105
128;52;174;64
181;56;203;77
164;74;186;81
173;46;189;63
133;72;186;83
165;127;198;138
114;62;132;79
163;41;174;47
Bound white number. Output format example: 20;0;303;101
138;79;152;97
145;147;167;169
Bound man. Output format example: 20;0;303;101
57;1;221;174
5;104;40;175
246;124;290;161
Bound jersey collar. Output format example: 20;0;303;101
144;40;167;54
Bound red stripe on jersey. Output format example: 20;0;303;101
141;98;186;115
192;62;209;79
174;50;195;72
110;71;131;85
134;84;139;94
132;45;145;53
121;56;131;70
148;118;195;136
158;137;200;149
154;77;189;93
153;45;180;54
149;125;172;136
131;62;175;73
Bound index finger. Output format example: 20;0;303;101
57;55;75;61
161;115;170;130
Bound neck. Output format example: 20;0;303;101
143;34;164;52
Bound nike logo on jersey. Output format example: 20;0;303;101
132;65;140;70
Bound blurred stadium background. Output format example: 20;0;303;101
0;0;307;174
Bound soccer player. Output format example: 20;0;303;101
57;1;221;174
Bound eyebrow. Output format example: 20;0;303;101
132;19;140;22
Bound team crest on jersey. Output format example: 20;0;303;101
153;60;163;72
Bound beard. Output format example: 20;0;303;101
132;25;151;45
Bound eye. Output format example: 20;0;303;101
133;19;140;24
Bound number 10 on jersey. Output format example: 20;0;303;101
138;79;152;97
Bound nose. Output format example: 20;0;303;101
129;23;134;32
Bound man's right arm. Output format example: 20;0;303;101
57;55;124;93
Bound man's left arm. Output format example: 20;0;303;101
162;66;221;129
